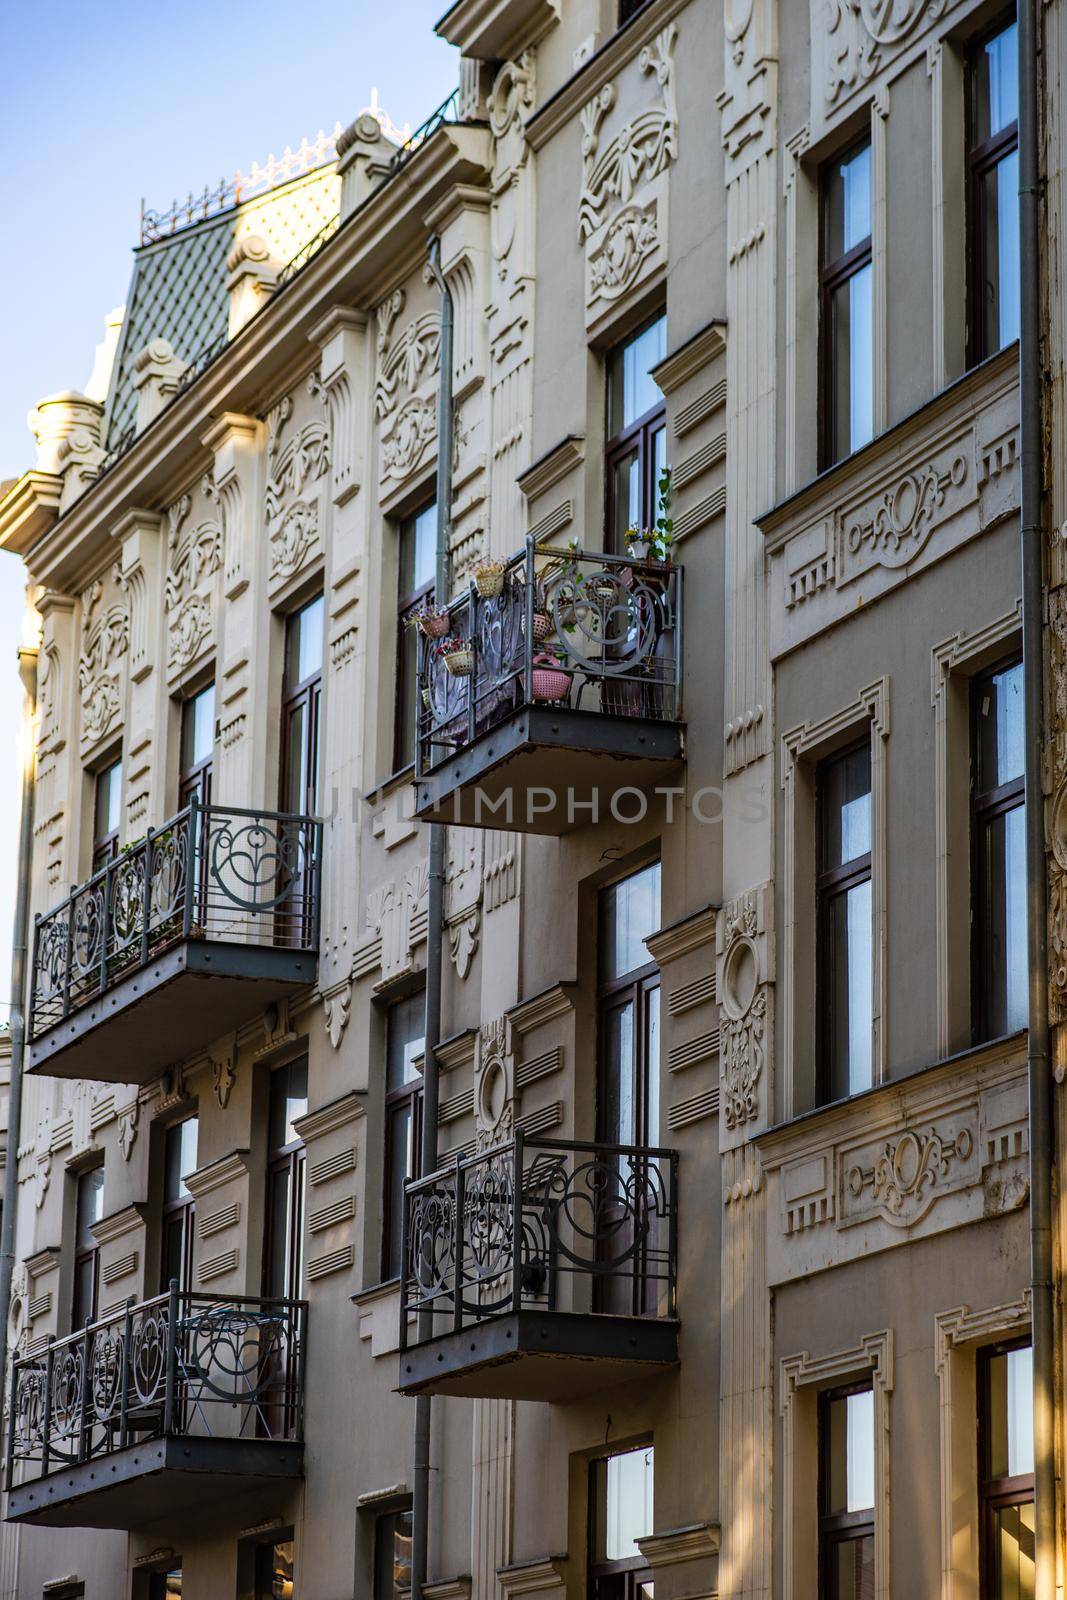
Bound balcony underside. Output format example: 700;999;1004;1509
6;1435;304;1529
28;940;318;1083
396;1311;680;1400
414;706;685;834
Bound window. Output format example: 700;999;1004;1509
816;742;873;1104
72;1163;104;1329
968;17;1020;363
374;1508;413;1600
281;595;324;816
979;1341;1034;1600
237;1526;295;1600
395;502;436;771
606;315;667;552
972;658;1026;1041
160;1116;198;1293
382;991;425;1281
598;861;661;1314
146;1567;181;1600
264;1056;308;1301
178;682;215;809
820;138;873;466
92;759;122;872
589;1444;655;1600
819;1384;875;1599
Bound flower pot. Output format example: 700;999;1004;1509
444;648;474;677
419;612;451;639
531;655;572;702
627;539;651;561
473;565;505;598
523;610;553;642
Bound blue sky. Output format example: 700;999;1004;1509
0;0;458;1010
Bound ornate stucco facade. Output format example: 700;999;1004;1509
0;2;1063;1598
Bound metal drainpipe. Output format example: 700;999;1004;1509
410;237;453;1600
1018;3;1057;1596
0;647;38;1395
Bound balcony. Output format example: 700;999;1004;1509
28;802;321;1082
397;1134;679;1401
6;1289;306;1528
413;541;684;833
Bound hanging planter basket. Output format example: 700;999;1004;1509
443;643;475;677
531;653;572;702
523;609;553;642
418;609;451;639
473;561;506;598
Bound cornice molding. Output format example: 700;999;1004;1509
185;1148;252;1200
507;982;577;1036
356;1481;411;1510
293;1091;366;1143
424;1580;473;1600
306;305;369;350
651;322;727;395
645;905;718;965
0;469;63;557
497;1557;568;1597
517;435;585;502
436;0;559;59
636;1523;721;1567
436;1028;478;1072
25;1247;61;1280
525;0;689;151
91;1202;149;1248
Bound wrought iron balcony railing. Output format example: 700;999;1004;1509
398;1135;679;1399
7;1288;306;1526
28;801;321;1081
416;541;682;778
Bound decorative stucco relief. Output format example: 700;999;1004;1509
578;24;677;325
476;1016;515;1151
354;860;430;987
718;885;773;1138
78;569;129;752
1047;584;1067;1023
265;373;330;592
447;827;482;980
375;309;440;489
825;0;947;110
164;483;222;681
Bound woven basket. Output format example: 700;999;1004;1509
419;612;451;638
444;648;475;677
531;660;572;702
474;565;505;598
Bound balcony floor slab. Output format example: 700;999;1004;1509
6;1435;304;1529
28;940;317;1083
396;1310;680;1400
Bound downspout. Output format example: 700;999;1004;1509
1018;4;1057;1597
411;236;453;1600
0;646;38;1391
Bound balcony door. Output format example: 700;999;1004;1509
596;860;661;1314
262;1056;307;1439
160;1116;198;1293
279;596;323;946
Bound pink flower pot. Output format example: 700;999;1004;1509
531;657;572;702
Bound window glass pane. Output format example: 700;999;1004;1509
976;22;1019;143
267;1165;293;1299
387;994;426;1092
992;1501;1036;1600
821;746;872;869
376;1509;413;1600
254;1538;294;1599
598;1445;654;1561
830;1535;875;1600
161;1213;187;1290
384;1102;415;1279
995;147;1021;349
284;700;309;814
164;1118;198;1203
609;317;666;434
149;1569;183;1600
986;1345;1035;1480
977;662;1024;791
600;861;661;982
829;877;873;1098
285;595;324;690
73;1254;96;1329
95;761;121;843
601;1000;635;1146
401;504;437;597
75;1164;105;1248
826;1388;875;1514
831;264;874;461
826;141;872;260
647;987;661;1147
269;1057;309;1150
612;448;641;547
181;685;215;770
396;618;418;770
982;802;1028;1036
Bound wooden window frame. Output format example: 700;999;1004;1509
178;683;215;810
381;993;425;1283
966;12;1019;368
977;1338;1034;1600
262;1056;308;1302
373;1505;414;1600
970;653;1025;1045
236;1523;295;1600
817;1382;876;1600
71;1162;104;1331
280;597;323;817
605;314;667;554
159;1115;197;1294
91;758;122;875
587;1446;655;1600
815;740;873;1106
818;136;873;471
394;502;436;774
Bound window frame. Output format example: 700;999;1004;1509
373;1505;414;1600
818;135;874;470
604;313;667;554
262;1054;308;1302
236;1523;295;1600
817;1381;876;1600
71;1161;105;1331
970;653;1025;1045
159;1114;198;1295
977;1338;1035;1600
178;682;215;810
381;990;426;1283
280;595;324;817
587;1444;655;1600
966;12;1020;368
394;501;437;774
91;758;122;875
815;739;873;1106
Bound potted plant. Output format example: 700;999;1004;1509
441;635;475;676
472;558;506;598
410;599;451;638
626;525;652;562
530;649;572;703
650;466;674;564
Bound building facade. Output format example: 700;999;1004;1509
0;1;1063;1597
